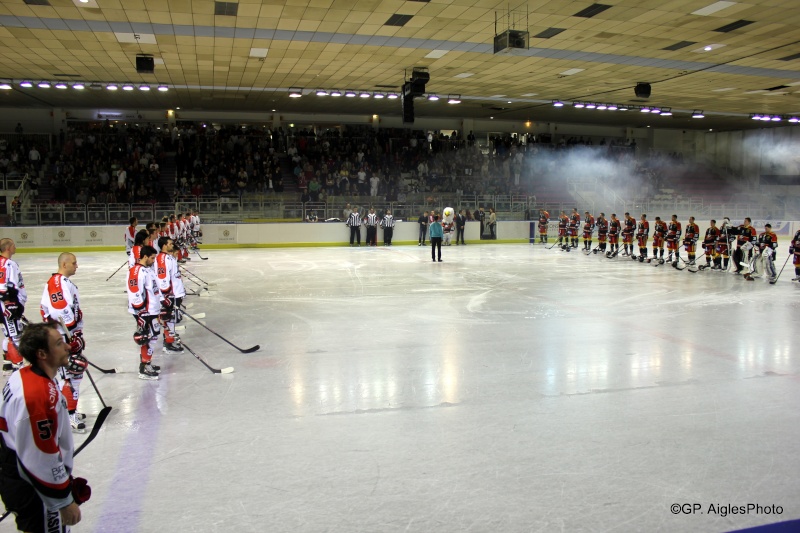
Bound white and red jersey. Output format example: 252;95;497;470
191;214;200;232
155;252;185;298
168;222;178;241
0;256;27;307
0;366;75;511
124;225;137;252
128;244;143;268
40;274;83;334
127;264;162;316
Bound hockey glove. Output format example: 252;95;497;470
68;330;85;355
71;477;91;504
67;354;88;375
3;300;23;321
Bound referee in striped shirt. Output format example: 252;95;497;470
381;210;395;246
365;207;379;246
346;207;362;246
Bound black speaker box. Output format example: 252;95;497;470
635;83;651;98
136;56;155;74
402;96;414;124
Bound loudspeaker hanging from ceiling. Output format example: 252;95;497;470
136;54;155;74
635;83;651;98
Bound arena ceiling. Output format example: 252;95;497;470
1;0;800;130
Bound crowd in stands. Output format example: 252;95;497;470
49;123;170;204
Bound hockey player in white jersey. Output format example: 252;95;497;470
40;252;88;433
0;238;27;375
127;245;163;379
124;217;138;255
155;237;185;353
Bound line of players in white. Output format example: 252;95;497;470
125;211;203;380
536;208;800;283
0;211;203;434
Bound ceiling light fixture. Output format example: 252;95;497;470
0;83;11;90
316;89;328;96
447;94;461;104
19;81;33;88
38;81;51;89
139;84;150;91
641;107;651;113
692;110;705;118
596;104;607;110
771;115;782;122
618;106;628;111
106;84;118;91
552;100;564;107
373;92;385;99
428;94;439;101
751;114;761;120
607;104;618;111
344;90;356;97
387;92;398;99
359;90;371;98
330;89;342;97
573;102;585;108
659;108;672;116
650;108;661;114
54;82;68;89
72;83;85;90
788;117;799;123
288;87;303;98
157;85;168;92
585;103;596;109
122;84;134;91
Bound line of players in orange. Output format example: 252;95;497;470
536;208;800;283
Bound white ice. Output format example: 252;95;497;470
2;244;799;533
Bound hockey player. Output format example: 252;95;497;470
582;211;595;251
733;217;757;274
538;209;550;244
127;245;162;380
665;214;682;264
156;237;185;353
595;213;608;254
635;214;650;262
40;252;87;433
746;224;778;282
701;220;720;270
791;228;800;281
651;217;666;263
607;214;621;257
568;208;580;248
365;207;379;246
128;229;152;268
621;212;636;257
0;238;26;375
191;209;202;245
125;217;138;255
0;322;86;532
557;211;568;250
683;216;700;266
714;218;735;271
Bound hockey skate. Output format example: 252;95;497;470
70;413;86;434
138;363;160;380
792;276;800;282
163;340;184;353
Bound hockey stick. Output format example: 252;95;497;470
181;267;213;286
182;343;234;374
770;255;792;284
84;369;107;409
182;274;210;291
193;248;209;260
182;312;259;353
0;405;112;524
88;360;121;374
687;251;707;273
105;261;128;282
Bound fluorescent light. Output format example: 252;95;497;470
330;89;342;97
641;107;651;113
106;84;118;91
38;81;51;88
288;87;302;98
359;90;371;98
386;93;398;99
660;108;672;116
72;83;85;90
771;116;782;121
691;1;736;16
692;110;704;118
139;84;150;91
552;100;564;107
54;82;68;89
19;81;33;88
618;106;628;111
0;83;11;90
607;104;618;111
425;49;449;59
596;104;607;110
316;89;328;96
447;94;461;104
573;102;585;108
427;94;439;101
650;108;661;114
373;92;385;99
585;103;596;109
344;90;356;97
121;84;134;91
788;117;799;123
157;85;169;92
751;114;762;120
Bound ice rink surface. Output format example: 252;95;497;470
2;243;799;533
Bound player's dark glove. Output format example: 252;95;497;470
3;300;23;320
68;330;85;355
71;477;91;504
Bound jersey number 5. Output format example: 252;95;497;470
37;419;53;440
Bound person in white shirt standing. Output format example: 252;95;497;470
127;246;162;379
0;238;27;375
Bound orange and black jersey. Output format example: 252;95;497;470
538;211;550;226
636;220;650;238
583;215;595;231
653;221;667;237
596;219;608;236
667;221;682;240
622;218;636;235
757;232;778;252
736;225;757;246
608;219;620;235
704;227;720;244
569;213;580;228
684;223;699;243
558;215;568;228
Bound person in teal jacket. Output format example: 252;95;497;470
429;215;443;262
